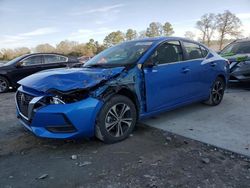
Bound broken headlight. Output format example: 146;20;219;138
48;89;89;104
50;97;65;104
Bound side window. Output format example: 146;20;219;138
200;46;208;57
21;56;42;66
44;55;67;64
183;42;203;60
153;41;183;65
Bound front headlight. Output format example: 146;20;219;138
50;97;65;104
48;89;89;104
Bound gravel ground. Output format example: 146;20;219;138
0;91;250;188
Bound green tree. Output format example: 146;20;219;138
196;13;217;46
103;31;125;47
95;41;106;54
146;22;163;37
15;47;30;56
56;40;78;55
184;31;196;40
216;10;242;50
125;29;137;41
0;51;3;60
35;43;56;53
1;47;30;60
84;39;97;56
71;44;86;57
163;22;174;36
138;31;147;38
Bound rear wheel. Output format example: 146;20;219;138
204;77;225;106
0;76;9;93
95;95;137;144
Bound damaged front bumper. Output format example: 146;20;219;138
230;61;250;82
16;87;103;139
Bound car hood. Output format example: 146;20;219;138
18;67;125;93
221;53;250;62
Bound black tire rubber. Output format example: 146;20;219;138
0;76;9;93
204;77;225;106
95;95;137;144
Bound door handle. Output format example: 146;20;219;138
181;68;190;73
211;62;217;67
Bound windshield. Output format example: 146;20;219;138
84;40;154;68
221;41;250;56
3;55;27;66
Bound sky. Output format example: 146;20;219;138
0;0;250;49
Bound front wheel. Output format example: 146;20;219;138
204;77;225;106
95;95;137;144
0;76;9;93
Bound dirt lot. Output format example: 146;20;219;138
0;90;250;188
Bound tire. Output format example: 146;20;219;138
204;77;225;106
95;95;137;144
0;76;9;93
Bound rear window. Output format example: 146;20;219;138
44;55;67;64
183;42;203;60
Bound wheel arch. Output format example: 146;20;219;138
0;74;11;85
99;86;140;119
117;88;140;114
217;74;226;84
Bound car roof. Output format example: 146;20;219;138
128;36;203;46
132;36;195;42
233;38;250;43
26;53;67;56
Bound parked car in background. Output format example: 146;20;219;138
15;37;229;143
78;56;92;64
0;53;79;93
220;38;250;82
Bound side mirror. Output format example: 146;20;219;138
145;56;158;68
15;62;23;68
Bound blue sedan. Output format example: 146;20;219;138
15;37;229;143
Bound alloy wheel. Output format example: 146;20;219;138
0;79;7;92
105;103;132;137
212;80;224;104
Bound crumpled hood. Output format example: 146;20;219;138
222;53;250;62
18;67;125;93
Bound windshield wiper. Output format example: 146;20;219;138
84;64;123;68
84;64;107;68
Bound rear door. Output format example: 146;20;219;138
181;41;211;97
42;54;68;70
143;41;192;112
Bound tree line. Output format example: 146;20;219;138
0;10;244;61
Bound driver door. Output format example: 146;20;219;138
11;55;44;84
143;41;191;112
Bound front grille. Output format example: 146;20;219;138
16;91;34;118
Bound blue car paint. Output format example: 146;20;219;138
92;66;146;113
18;67;125;92
16;37;229;139
17;86;103;139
